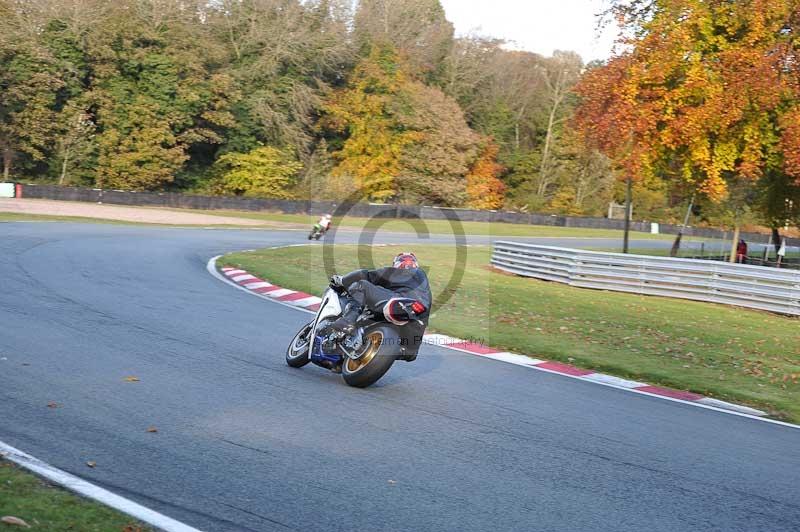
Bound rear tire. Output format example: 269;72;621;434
341;326;398;388
286;323;312;368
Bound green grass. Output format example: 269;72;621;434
0;459;149;531
0;212;138;224
185;208;677;239
4;202;685;240
0;211;294;229
222;244;800;421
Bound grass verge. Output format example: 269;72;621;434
0;210;297;229
0;212;140;225
179;208;677;239
222;244;800;422
3;205;676;240
0;459;148;531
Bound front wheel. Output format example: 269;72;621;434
286;323;312;368
342;327;398;388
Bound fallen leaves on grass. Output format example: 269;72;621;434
123;376;140;382
1;516;31;528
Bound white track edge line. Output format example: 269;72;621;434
208;256;316;315
207;254;799;431
0;441;203;532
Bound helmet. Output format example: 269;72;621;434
393;252;418;269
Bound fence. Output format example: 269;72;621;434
491;242;800;316
12;183;799;247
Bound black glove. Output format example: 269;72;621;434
329;274;344;291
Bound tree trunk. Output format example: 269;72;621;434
670;195;694;257
2;147;11;180
623;177;632;253
59;149;71;185
513;103;526;153
537;93;560;197
729;225;740;263
772;227;782;256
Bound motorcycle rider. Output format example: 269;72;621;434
318;213;332;233
325;252;431;358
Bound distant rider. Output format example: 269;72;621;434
318;214;332;233
326;252;432;358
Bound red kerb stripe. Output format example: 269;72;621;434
254;285;283;294
635;386;704;401
449;342;500;355
277;292;312;302
534;361;593;376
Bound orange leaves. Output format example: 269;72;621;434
466;141;505;210
780;106;800;181
575;0;800;202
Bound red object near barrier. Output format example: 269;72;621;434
15;183;22;198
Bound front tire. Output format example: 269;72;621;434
341;326;398;388
286;323;312;368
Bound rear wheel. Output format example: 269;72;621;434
286;323;312;368
341;327;397;388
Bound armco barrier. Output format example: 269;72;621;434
12;183;798;246
491;242;800;316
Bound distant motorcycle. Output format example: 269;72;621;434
308;214;332;240
286;284;422;387
308;224;325;240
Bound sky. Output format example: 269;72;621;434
438;0;618;63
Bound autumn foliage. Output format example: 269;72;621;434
574;0;800;207
466;141;505;209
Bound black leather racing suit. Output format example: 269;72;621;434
340;267;432;355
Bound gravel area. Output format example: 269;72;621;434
0;198;285;226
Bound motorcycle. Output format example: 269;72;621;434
285;286;422;387
307;223;325;240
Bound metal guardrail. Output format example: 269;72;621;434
491;242;800;317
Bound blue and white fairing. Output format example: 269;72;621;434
309;288;346;365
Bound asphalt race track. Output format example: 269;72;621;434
1;222;799;532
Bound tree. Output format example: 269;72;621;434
215;145;302;198
0;42;62;179
535;51;582;198
396;81;481;205
325;43;482;204
89;1;235;190
324;45;421;200
354;0;453;77
440;34;504;118
208;0;354;161
54;101;95;185
96;97;187;190
466;141;505;210
576;0;800;229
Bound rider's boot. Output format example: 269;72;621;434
322;303;361;335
